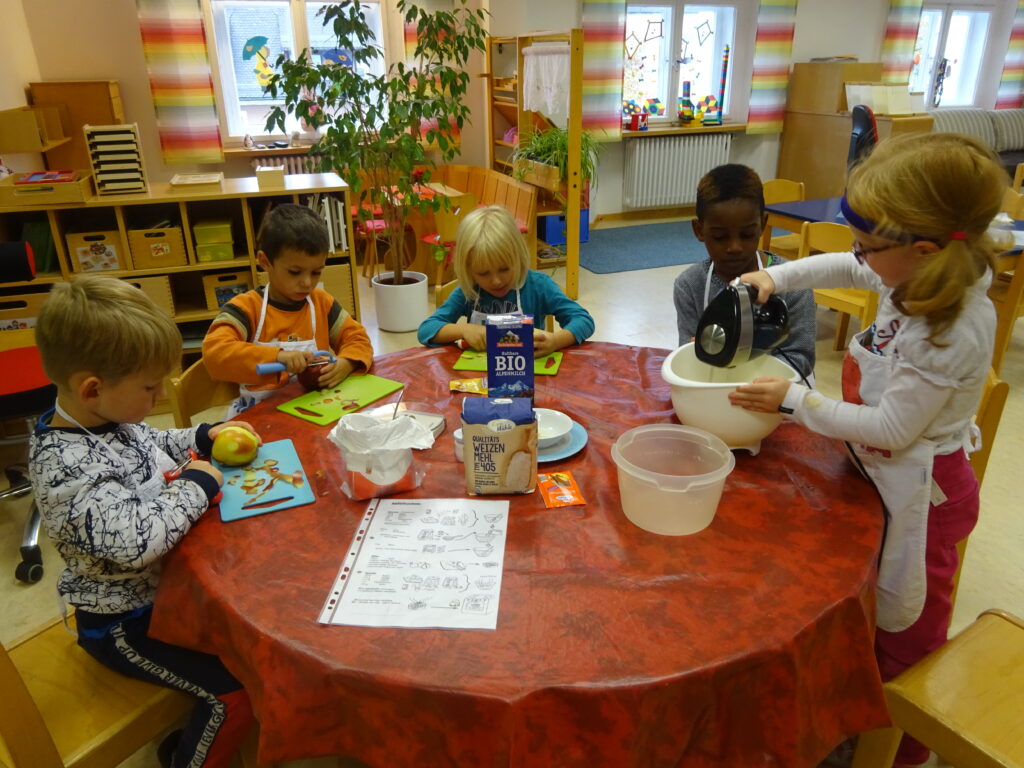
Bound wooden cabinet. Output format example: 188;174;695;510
29;80;126;170
0;173;359;357
777;62;933;198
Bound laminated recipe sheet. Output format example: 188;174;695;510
319;498;510;630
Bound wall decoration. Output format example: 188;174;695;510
582;0;627;139
997;0;1024;109
136;0;224;164
880;0;924;84
745;0;797;135
242;35;274;87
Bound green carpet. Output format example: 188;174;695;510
580;221;707;274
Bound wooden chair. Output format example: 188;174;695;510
850;609;1024;768
0;615;192;768
1013;162;1024;193
167;357;238;429
760;178;806;258
990;189;1024;374
797;221;879;350
950;368;1010;608
420;189;477;291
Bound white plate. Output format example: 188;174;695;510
538;420;588;463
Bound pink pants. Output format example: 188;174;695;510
874;449;980;766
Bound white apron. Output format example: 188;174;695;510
842;329;934;633
702;252;765;309
227;288;318;418
469;288;524;326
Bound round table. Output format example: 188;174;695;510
151;342;888;767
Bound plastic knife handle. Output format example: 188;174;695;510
255;349;335;375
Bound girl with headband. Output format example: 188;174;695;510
729;132;1007;767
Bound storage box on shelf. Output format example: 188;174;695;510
122;275;175;317
66;229;131;272
202;271;253;310
128;225;188;270
537;211;589;246
192;219;235;263
0;172;93;207
0;290;49;331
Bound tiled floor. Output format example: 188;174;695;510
2;242;1021;767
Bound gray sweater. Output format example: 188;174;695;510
672;253;816;380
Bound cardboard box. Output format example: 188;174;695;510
0;172;92;207
202;270;253;310
128;226;187;269
66;229;129;272
844;81;916;116
486;313;534;400
255;166;286;190
122;275;174;317
0;290;49;331
787;62;884;113
537;211;589;246
196;242;234;262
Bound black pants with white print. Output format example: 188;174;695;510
76;605;253;768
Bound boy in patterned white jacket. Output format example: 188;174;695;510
28;275;256;768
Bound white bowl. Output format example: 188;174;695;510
660;343;800;455
534;408;573;449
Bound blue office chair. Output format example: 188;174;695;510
848;104;879;170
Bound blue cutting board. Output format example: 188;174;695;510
216;439;314;522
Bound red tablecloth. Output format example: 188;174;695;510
151;342;888;767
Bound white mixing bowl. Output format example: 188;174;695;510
660;343;800;454
534;408;573;449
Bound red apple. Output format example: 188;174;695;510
297;363;323;391
212;426;260;466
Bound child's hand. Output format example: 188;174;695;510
460;323;487;351
187;459;224;486
316;358;355;389
276;349;312;374
728;377;791;413
533;330;558;357
738;270;777;304
209;421;262;445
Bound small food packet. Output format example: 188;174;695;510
537;471;587;508
450;377;488;394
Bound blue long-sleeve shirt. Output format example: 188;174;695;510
417;270;595;346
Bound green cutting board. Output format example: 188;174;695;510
277;374;404;426
453;349;563;375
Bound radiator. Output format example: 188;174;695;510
623;133;732;209
250;154;318;174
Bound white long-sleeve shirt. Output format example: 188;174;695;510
770;252;995;454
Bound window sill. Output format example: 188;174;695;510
621;121;747;137
223;144;318;157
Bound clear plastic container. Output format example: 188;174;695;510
611;424;735;536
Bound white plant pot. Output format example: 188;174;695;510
371;270;429;332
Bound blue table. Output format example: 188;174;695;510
764;197;844;236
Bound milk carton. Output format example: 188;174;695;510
486;314;534;401
462;397;537;495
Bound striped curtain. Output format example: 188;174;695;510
996;0;1024;109
880;0;924;84
136;0;224;164
582;0;627;140
745;0;797;135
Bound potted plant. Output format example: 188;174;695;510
264;0;487;331
510;126;602;194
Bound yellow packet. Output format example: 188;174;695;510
537;471;587;508
450;377;488;394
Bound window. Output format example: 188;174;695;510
909;3;993;108
205;0;388;140
623;1;752;122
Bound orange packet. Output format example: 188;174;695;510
537;471;587;508
450;377;488;394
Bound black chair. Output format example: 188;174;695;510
848;104;879;170
0;338;55;584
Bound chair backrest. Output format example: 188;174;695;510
762;179;805;206
167;357;238;429
990;248;1024;374
797;220;854;259
970;368;1009;488
1014;162;1024;193
433;191;477;243
848;104;878;170
437;279;459;306
0;617;192;768
1001;186;1024;219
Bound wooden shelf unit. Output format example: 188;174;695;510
483;30;584;300
0;172;359;352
